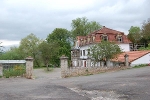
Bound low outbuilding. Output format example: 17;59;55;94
114;50;150;67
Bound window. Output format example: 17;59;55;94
101;34;108;41
91;36;93;42
84;39;86;44
81;40;83;45
80;50;82;56
116;34;123;42
117;36;122;42
92;36;95;41
87;49;90;55
83;50;85;56
88;37;90;43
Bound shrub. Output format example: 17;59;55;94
3;65;26;78
133;64;147;68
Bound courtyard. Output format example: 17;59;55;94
0;67;150;100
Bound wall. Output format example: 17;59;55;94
0;58;33;78
130;53;150;66
0;64;3;76
62;66;128;78
118;43;130;52
80;45;91;59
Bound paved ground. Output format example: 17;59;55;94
0;67;150;100
33;68;61;79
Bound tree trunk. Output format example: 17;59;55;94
46;63;50;71
33;54;40;67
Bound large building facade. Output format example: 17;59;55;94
71;26;131;67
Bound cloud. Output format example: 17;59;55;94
0;0;150;46
0;40;19;46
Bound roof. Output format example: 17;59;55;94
89;26;124;35
77;26;131;46
114;50;150;63
0;60;26;64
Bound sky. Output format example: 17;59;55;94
0;0;150;50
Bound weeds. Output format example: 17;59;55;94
3;65;26;78
133;64;148;68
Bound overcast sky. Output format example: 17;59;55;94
0;0;150;50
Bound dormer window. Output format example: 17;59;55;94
84;39;86;44
101;34;108;41
80;39;83;45
117;36;122;42
92;36;95;41
88;37;90;43
116;34;123;42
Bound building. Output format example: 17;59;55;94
71;26;131;67
113;50;150;67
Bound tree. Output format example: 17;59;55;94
127;26;141;43
139;43;150;50
0;46;22;60
47;28;71;67
89;41;122;66
39;41;58;71
141;18;150;42
19;33;42;67
0;42;3;55
71;17;102;41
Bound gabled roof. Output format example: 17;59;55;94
114;50;150;63
89;26;124;35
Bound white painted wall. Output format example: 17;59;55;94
130;53;150;66
118;44;130;52
80;44;93;59
78;42;130;67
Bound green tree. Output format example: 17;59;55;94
127;26;141;43
0;42;3;55
89;41;122;66
19;33;42;67
0;46;22;60
71;17;102;41
141;18;150;42
139;43;150;50
39;41;58;71
47;28;71;67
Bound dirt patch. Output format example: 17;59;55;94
33;68;61;79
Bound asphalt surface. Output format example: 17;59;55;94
0;67;150;100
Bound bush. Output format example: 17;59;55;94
3;65;26;78
133;64;148;68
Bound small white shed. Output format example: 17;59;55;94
114;50;150;67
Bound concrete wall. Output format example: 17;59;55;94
0;57;33;78
0;64;3;76
130;53;150;66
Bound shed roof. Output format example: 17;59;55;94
0;60;26;64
